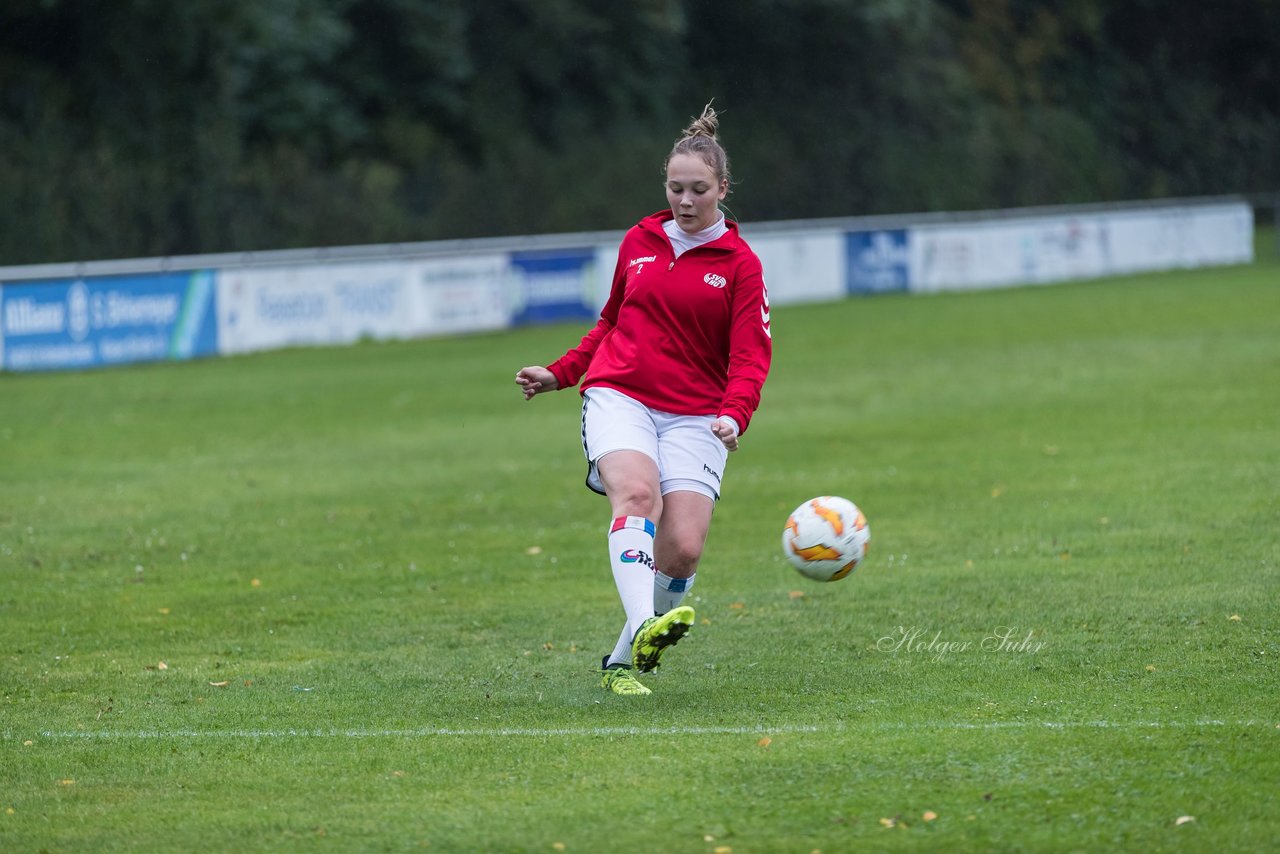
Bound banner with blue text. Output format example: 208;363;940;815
0;271;217;372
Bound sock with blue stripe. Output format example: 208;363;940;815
653;569;695;616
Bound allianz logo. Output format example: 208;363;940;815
4;295;67;335
3;282;88;337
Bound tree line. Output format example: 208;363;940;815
1;0;1275;265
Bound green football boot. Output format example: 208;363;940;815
600;656;651;696
630;605;695;673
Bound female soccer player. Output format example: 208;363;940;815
515;104;772;696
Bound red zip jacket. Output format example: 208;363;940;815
548;210;772;434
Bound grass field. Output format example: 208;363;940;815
2;239;1278;852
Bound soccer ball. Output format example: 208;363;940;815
782;496;870;582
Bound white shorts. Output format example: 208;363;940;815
581;387;728;501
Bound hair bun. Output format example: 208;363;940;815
682;102;719;140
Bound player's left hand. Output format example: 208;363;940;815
711;416;740;452
516;366;559;400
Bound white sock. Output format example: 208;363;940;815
607;623;633;668
607;515;658;647
654;569;695;616
606;568;698;667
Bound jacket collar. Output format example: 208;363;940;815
638;210;744;252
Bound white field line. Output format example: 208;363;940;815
5;720;1274;741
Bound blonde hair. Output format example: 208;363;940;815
664;102;731;192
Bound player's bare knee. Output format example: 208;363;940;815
662;540;703;577
613;483;661;519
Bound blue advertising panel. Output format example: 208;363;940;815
846;229;910;294
509;249;597;325
0;270;217;372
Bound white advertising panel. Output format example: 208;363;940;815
911;217;1114;292
1104;204;1254;273
217;262;418;354
909;203;1253;293
412;254;513;335
748;232;846;305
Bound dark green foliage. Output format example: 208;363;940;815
0;0;1276;264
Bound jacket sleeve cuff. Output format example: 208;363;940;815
547;361;573;391
720;407;751;436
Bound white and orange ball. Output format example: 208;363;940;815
782;496;870;582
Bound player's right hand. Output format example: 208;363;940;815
516;366;559;400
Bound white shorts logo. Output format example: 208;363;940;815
703;273;727;289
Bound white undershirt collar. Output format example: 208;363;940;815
664;212;727;258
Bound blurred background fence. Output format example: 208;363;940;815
0;195;1254;372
